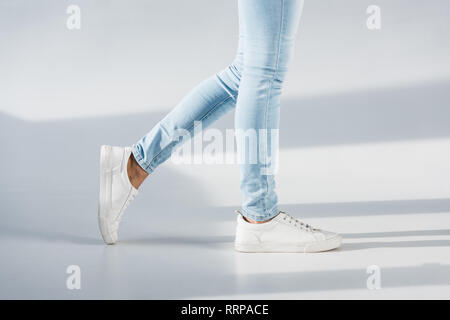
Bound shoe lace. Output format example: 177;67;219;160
279;211;315;232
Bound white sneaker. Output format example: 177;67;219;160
98;145;138;245
234;211;341;253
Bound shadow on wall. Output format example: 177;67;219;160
197;78;450;148
279;78;450;147
270;79;449;147
0;79;450;239
0;109;213;241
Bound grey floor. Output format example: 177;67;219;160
1;0;450;299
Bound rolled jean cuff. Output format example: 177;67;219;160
131;144;155;175
239;205;279;222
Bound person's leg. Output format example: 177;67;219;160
130;41;245;185
234;0;341;253
236;0;304;222
98;29;245;244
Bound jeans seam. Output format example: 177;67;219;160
131;145;154;174
261;0;284;214
215;74;237;102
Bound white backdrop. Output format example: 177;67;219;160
1;0;450;120
1;0;450;299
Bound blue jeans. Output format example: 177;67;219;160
132;0;304;221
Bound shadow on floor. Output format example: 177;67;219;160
343;229;450;238
281;198;450;218
97;247;450;298
341;239;450;251
121;235;234;247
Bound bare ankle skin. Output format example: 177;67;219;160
127;154;149;189
243;215;276;224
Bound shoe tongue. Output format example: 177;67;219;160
272;212;285;222
279;211;289;219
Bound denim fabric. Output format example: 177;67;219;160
132;0;304;221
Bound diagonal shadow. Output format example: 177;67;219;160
279;79;450;148
280;198;450;218
0;226;101;246
95;258;450;299
343;229;450;238
121;235;234;247
341;239;450;251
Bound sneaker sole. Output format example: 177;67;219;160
234;234;342;253
98;145;116;245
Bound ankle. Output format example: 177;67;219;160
243;216;274;224
127;154;148;189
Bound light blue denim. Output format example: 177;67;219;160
132;0;304;221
